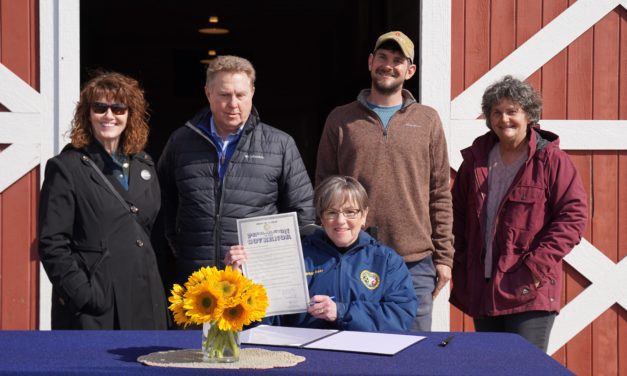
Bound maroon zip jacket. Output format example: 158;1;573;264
449;125;587;318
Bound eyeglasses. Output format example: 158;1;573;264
91;102;128;115
322;208;361;220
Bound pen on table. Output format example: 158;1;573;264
309;296;335;306
438;335;454;347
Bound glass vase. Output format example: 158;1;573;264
201;322;240;363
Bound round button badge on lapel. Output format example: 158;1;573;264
140;169;151;180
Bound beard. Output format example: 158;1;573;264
371;70;403;95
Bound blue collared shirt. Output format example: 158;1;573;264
109;152;130;190
199;115;244;180
93;139;129;190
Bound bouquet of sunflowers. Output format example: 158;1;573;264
168;266;268;362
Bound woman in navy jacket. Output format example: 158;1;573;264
38;72;169;329
226;176;417;332
449;76;588;351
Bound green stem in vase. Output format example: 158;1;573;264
203;325;211;353
214;330;226;358
203;323;220;359
203;322;239;361
227;330;240;359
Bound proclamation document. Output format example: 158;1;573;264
237;212;309;316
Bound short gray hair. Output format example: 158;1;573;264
481;75;542;129
314;176;369;220
205;55;256;87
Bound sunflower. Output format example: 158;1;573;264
240;283;269;323
169;265;268;329
168;284;190;327
216;301;248;332
183;280;224;324
215;266;247;302
216;282;269;331
186;266;220;289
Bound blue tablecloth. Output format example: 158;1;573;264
0;330;572;375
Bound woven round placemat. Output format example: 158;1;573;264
137;348;306;369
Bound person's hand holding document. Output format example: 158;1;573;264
231;213;310;316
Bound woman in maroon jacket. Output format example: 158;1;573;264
449;75;588;351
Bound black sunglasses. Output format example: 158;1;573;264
91;102;128;115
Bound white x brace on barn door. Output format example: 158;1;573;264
0;64;42;193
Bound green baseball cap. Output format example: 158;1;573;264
373;31;415;62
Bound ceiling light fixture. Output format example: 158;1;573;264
198;16;229;35
200;49;218;64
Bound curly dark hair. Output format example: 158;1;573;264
69;71;150;155
481;75;542;129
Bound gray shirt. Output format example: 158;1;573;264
484;143;527;278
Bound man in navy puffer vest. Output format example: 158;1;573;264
158;55;314;285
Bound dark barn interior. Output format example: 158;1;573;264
81;0;421;177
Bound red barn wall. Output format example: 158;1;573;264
0;0;40;330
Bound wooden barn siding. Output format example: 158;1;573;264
0;0;40;330
449;1;626;375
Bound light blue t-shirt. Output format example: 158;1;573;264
366;102;402;130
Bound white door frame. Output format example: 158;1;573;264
38;0;80;330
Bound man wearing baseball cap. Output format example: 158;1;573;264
316;31;454;331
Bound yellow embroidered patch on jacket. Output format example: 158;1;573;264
360;270;380;290
306;268;325;276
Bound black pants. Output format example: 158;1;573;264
474;311;556;352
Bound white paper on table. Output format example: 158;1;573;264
240;325;338;347
237;212;310;316
302;330;426;355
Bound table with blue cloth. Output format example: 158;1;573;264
0;330;572;375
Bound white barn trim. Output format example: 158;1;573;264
37;0;80;330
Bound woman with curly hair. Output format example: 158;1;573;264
38;72;169;329
449;75;588;351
